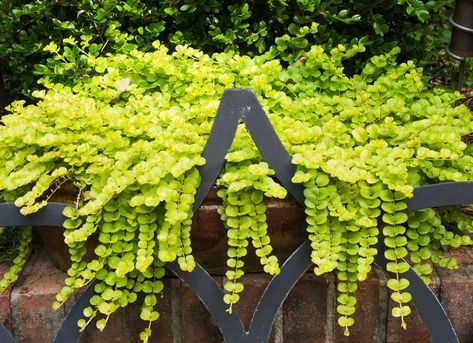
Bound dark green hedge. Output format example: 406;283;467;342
0;0;454;98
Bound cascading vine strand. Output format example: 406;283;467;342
0;226;32;293
217;159;286;313
1;38;473;341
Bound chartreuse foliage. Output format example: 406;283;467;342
1;40;473;340
217;158;285;313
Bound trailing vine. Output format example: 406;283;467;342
1;39;473;340
0;226;32;292
217;160;285;313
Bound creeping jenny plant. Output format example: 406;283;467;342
1;41;473;340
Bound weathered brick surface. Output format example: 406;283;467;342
0;262;12;332
126;278;174;343
4;242;473;342
11;247;67;343
42;189;308;275
437;248;473;343
387;303;430;343
180;276;224;343
265;198;307;264
336;269;387;342
192;195;307;274
386;265;440;343
234;273;276;342
80;309;127;342
283;273;329;343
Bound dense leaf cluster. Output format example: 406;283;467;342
1;42;472;340
0;0;455;98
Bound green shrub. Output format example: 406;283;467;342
1;42;472;340
0;0;454;98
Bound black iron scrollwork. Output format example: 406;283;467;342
0;89;468;342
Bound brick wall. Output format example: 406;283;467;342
2;244;473;343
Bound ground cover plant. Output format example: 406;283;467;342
1;38;473;341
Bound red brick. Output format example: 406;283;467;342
191;203;227;274
336;269;386;342
387;264;440;343
180;276;223;343
437;248;473;342
15;223;473;343
11;246;67;343
191;194;307;274
387;303;430;343
265;197;307;262
283;273;329;343
80;309;126;342
234;273;275;342
40;186;309;275
0;262;13;332
126;278;174;343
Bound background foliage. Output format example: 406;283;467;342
0;0;456;98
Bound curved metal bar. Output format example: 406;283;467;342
405;181;473;212
244;235;458;343
243;159;457;342
184;88;308;342
0;323;15;343
182;86;464;342
167;261;247;342
193;88;304;210
54;280;98;343
193;89;245;211
247;240;312;342
449;15;473;34
0;202;70;227
446;46;465;61
241;90;304;205
374;245;458;343
245;234;458;343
